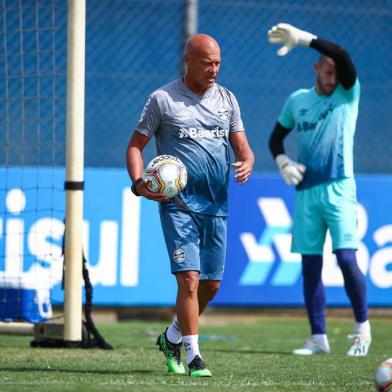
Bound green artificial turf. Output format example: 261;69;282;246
0;316;390;391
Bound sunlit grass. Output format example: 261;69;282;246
0;316;390;391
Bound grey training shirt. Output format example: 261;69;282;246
135;78;245;216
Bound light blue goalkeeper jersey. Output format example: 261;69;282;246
278;79;360;190
135;78;245;216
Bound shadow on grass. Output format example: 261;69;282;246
0;367;153;375
204;348;291;355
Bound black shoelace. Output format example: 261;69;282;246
167;340;182;363
189;355;205;370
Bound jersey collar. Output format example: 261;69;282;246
181;77;216;100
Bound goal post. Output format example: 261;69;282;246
63;0;86;342
0;0;86;343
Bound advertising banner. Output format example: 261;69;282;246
1;168;391;311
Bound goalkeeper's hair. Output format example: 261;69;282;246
318;54;333;65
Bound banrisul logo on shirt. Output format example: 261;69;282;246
178;126;229;139
297;104;335;132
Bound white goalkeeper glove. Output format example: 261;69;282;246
268;23;317;56
276;154;306;186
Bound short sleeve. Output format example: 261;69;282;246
228;91;244;132
278;95;295;130
135;94;161;137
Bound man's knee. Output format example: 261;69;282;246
176;271;199;296
199;280;220;300
335;249;358;271
301;254;323;277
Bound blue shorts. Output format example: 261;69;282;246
292;178;358;255
159;204;227;280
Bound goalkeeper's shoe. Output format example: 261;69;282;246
188;355;212;377
346;333;371;356
292;335;330;355
156;329;185;374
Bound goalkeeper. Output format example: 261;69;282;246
268;23;371;356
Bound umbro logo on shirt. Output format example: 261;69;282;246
299;108;308;116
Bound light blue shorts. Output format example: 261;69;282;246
292;178;359;255
159;203;227;280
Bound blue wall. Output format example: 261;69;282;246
1;168;392;311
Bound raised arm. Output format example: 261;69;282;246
268;23;356;89
311;38;356;89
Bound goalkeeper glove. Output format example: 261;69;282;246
276;154;306;186
268;23;317;56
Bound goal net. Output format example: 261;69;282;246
0;0;67;326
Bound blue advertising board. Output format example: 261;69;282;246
1;168;392;316
218;173;392;306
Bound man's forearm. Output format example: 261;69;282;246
310;38;357;89
268;122;292;158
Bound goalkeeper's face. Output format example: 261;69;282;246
314;56;337;96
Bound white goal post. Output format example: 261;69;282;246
63;0;86;343
0;0;86;343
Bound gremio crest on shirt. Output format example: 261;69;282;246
218;108;229;120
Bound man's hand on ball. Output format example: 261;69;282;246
137;180;169;201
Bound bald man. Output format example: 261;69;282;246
126;34;254;377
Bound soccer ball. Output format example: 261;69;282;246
145;154;187;198
375;358;392;391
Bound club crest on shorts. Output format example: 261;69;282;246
173;248;185;263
